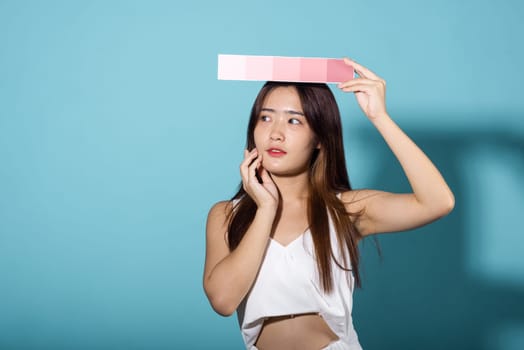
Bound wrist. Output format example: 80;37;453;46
256;203;278;216
370;112;392;127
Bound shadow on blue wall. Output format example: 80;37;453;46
352;119;524;350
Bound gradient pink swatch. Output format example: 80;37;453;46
218;54;354;83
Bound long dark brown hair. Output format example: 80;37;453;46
227;82;363;292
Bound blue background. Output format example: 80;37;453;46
1;0;523;349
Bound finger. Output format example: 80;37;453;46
343;57;381;81
339;86;379;95
343;57;374;79
241;148;258;166
243;148;258;161
259;166;273;185
248;155;261;182
257;153;272;184
339;79;386;95
338;77;376;89
338;82;377;94
240;149;258;181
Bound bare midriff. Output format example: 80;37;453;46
254;313;339;350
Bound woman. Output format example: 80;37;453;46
203;58;454;350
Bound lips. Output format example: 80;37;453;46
267;148;287;157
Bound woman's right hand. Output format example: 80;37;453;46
240;148;279;210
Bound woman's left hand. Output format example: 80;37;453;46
338;58;388;121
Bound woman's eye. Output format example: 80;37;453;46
260;115;270;122
289;118;301;125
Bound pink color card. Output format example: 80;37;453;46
217;54;354;83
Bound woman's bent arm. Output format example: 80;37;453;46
203;201;276;316
204;149;279;315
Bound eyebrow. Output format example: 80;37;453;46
261;108;305;116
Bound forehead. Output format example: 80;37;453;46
262;86;303;111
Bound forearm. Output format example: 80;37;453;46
371;113;454;210
205;207;276;315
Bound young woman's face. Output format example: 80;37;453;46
254;86;318;177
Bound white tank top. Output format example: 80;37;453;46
235;205;362;349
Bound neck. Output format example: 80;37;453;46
270;171;310;204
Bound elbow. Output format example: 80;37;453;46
447;193;455;213
203;283;237;317
437;192;455;217
207;294;237;317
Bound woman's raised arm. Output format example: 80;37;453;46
338;59;455;236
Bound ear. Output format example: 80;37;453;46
315;142;321;150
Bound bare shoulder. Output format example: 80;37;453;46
208;200;233;218
207;200;233;231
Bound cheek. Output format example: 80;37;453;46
302;133;318;150
253;127;261;143
253;125;267;145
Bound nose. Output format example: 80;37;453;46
269;118;285;142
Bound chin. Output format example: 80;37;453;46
264;155;309;171
264;165;308;178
